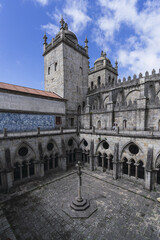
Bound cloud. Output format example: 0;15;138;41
41;23;59;36
95;0;160;77
43;0;91;37
34;0;49;6
63;0;91;34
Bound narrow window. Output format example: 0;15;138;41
80;67;83;75
97;76;101;87
55;62;57;71
91;81;93;89
123;119;127;129
71;118;74;127
56;116;61;125
48;67;50;75
108;75;111;83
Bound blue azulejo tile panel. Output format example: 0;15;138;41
0;113;55;132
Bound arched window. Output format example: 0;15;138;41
123;158;128;175
49;155;53;169
55;62;57;71
80;67;83;75
97;76;101;87
91;81;93;89
108;75;111;83
29;159;35;176
112;77;114;85
22;161;28;178
14;162;20;181
97;120;101;129
73;149;76;162
78;105;81;114
138;161;144;179
104;154;108;169
158;120;160;131
55;153;58;168
48;67;50;75
123;120;127;129
44;156;48;172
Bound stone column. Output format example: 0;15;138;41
94;155;99;169
102;156;105;172
127;162;131;177
39;161;44;177
113;143;119;179
145;147;153;191
145;170;152;191
135;164;139;179
89;154;94;171
108;157;110;171
4;170;13;192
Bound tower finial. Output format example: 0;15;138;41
60;16;65;30
84;36;88;54
101;50;104;57
43;32;47;52
84;36;88;46
115;59;118;69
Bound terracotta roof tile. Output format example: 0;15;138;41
0;82;63;100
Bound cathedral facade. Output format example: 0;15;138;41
0;18;160;193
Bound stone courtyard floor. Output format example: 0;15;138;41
0;169;160;240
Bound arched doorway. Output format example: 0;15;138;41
22;161;28;178
138;161;144;179
29;159;35;176
104;154;108;169
123;158;128;175
55;153;58;168
110;155;113;170
98;153;102;167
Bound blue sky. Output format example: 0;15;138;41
0;0;160;90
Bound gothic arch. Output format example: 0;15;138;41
120;141;142;159
66;136;78;150
154;152;160;168
44;138;59;156
14;141;36;164
96;140;112;155
79;138;89;150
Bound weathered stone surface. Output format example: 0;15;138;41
1;170;160;240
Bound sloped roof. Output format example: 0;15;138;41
0;82;64;100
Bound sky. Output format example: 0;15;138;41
0;0;160;90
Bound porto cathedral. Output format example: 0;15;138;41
0;17;160;193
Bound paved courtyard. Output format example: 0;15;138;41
1;170;160;240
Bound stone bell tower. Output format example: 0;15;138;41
43;18;89;123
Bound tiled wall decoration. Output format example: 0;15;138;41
0;113;55;132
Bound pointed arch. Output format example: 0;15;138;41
120;141;142;159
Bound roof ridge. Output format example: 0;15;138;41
0;81;63;100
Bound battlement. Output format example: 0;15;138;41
88;68;160;94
